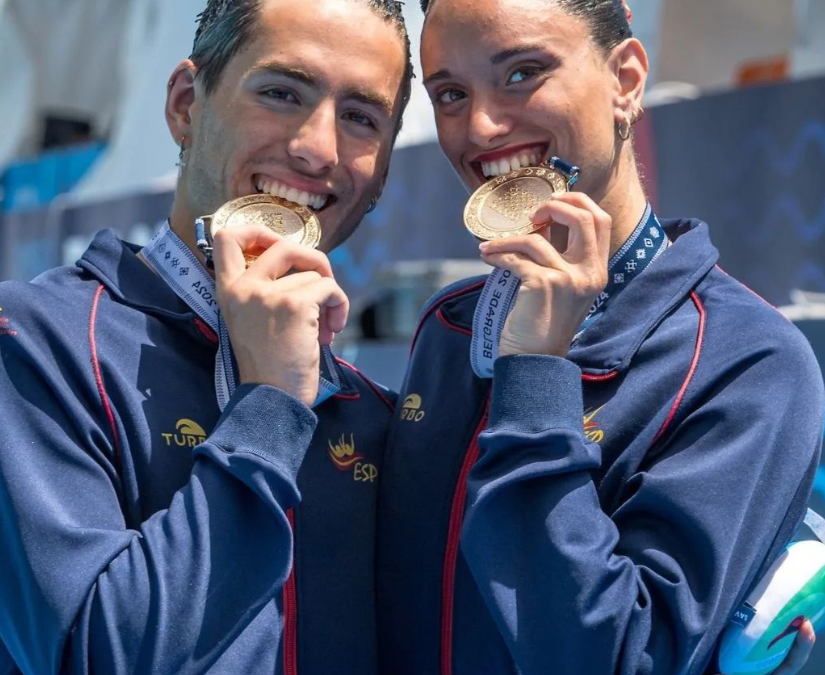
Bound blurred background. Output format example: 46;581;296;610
0;1;824;668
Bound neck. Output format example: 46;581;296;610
167;191;215;274
169;193;200;255
601;155;650;258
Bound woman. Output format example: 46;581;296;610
376;1;823;673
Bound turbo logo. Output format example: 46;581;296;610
400;394;426;423
162;419;207;448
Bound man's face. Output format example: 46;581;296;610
180;0;406;252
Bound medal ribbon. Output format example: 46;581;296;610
470;203;668;378
143;222;340;410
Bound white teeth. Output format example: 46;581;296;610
309;195;326;209
480;150;545;178
256;178;329;210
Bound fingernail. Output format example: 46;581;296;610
551;191;565;199
479;241;490;252
528;208;540;222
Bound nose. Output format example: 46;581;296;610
288;101;339;173
467;98;512;148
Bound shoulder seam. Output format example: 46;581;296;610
713;265;791;324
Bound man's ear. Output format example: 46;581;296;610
608;38;648;125
165;60;199;147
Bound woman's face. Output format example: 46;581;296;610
421;0;629;202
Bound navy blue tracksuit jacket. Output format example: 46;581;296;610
0;230;392;674
376;219;825;675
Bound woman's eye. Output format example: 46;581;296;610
507;66;542;85
262;88;299;103
437;89;466;105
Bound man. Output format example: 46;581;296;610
0;0;411;673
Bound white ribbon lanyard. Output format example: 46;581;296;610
470;268;521;379
142;222;340;411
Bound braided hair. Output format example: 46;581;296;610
420;0;633;53
190;0;414;131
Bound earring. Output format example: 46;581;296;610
176;135;187;169
631;107;645;125
617;118;631;141
366;196;378;213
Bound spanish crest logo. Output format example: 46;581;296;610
328;433;363;471
0;307;18;337
583;407;605;443
162;419;207;448
328;433;377;482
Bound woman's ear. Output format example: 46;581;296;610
609;38;649;124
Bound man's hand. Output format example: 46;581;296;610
479;191;612;357
213;224;349;407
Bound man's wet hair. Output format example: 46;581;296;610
190;0;414;134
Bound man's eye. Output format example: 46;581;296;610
437;89;466;104
344;111;376;128
507;66;543;85
262;88;299;103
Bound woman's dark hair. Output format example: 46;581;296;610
420;0;632;53
190;0;414;134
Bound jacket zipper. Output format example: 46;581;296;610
441;400;490;675
284;509;298;675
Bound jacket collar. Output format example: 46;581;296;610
568;218;719;375
77;228;359;396
78;228;194;319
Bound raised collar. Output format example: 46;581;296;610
78;228;194;319
568;218;719;375
76;228;360;396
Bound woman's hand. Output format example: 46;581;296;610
479;191;612;358
713;621;816;675
771;620;816;675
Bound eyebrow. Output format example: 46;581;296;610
253;62;317;87
423;69;452;86
251;61;395;118
490;44;548;65
424;44;550;86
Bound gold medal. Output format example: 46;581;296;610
201;194;321;254
463;159;578;241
